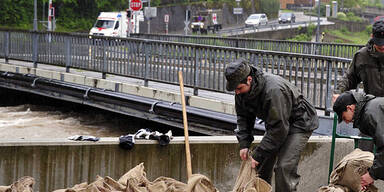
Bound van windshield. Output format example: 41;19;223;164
94;20;115;29
193;16;206;22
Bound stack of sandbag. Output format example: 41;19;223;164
54;163;218;192
0;176;34;192
318;149;378;192
232;157;272;192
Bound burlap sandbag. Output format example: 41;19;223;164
0;176;34;192
118;163;150;187
151;177;186;192
317;184;351;192
329;149;377;192
232;158;272;192
185;174;218;192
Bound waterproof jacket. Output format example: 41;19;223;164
235;67;319;165
335;40;384;96
352;92;384;180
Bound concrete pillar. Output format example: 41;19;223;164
332;1;338;18
326;5;331;17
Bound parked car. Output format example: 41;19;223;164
245;14;268;27
278;13;295;24
374;15;384;22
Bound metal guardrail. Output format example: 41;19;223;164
131;32;364;59
0;29;352;115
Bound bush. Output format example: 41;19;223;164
365;25;373;35
337;12;347;19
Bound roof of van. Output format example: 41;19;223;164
97;12;123;20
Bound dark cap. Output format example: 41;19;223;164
225;59;251;91
333;91;357;123
372;20;384;46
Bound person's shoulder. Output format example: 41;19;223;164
354;47;369;58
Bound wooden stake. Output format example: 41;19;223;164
178;71;192;180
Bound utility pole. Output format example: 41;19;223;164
33;0;38;31
316;0;321;42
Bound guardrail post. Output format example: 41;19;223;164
102;39;107;79
325;60;332;116
144;40;149;87
4;32;9;63
65;36;71;73
32;31;39;68
193;47;199;96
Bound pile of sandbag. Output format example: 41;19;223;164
1;160;271;192
54;163;218;192
232;157;272;192
318;149;378;192
0;176;34;192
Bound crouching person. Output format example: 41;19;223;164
333;91;384;187
225;59;319;192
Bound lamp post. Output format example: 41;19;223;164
316;0;321;42
33;0;38;31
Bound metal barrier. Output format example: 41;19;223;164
0;29;352;114
328;113;375;182
131;33;364;59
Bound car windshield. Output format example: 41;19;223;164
281;13;292;19
94;20;115;28
248;15;260;19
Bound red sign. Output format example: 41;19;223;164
130;0;142;11
164;14;169;23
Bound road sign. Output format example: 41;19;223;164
144;7;157;18
164;14;169;23
212;13;217;23
130;0;142;11
233;8;243;15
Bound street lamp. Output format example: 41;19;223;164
33;0;38;31
315;0;321;42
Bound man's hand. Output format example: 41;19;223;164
251;157;259;168
239;148;249;161
332;94;340;103
361;172;374;189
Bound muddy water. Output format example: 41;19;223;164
0;104;136;138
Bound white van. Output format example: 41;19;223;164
245;13;268;27
89;11;143;38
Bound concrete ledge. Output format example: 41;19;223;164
0;136;339;146
0;136;364;192
85;77;98;87
189;96;236;115
0;64;17;73
63;73;85;85
35;69;53;79
18;66;35;75
96;79;121;92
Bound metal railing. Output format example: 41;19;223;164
130;33;364;59
0;29;352;115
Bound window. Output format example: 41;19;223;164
114;21;119;30
94;20;115;29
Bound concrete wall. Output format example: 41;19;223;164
1;136;382;192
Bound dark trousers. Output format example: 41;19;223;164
257;131;312;192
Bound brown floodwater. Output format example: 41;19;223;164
0;104;133;139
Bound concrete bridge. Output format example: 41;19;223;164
0;29;381;191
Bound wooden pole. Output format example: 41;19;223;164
178;71;192;180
